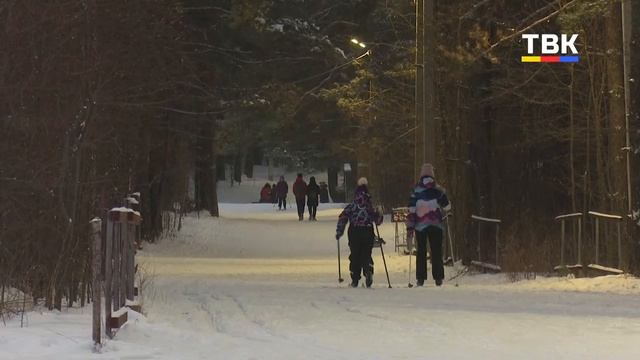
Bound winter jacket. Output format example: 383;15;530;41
406;175;451;232
336;185;383;239
306;181;320;206
260;185;272;203
292;177;307;200
275;180;288;199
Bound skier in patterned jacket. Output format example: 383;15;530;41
335;178;383;288
406;163;451;287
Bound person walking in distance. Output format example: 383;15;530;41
319;182;330;203
275;176;288;210
270;183;278;204
406;164;451;287
306;176;320;221
292;173;307;221
335;178;383;288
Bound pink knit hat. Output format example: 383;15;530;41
420;163;435;178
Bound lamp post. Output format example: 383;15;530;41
349;38;373;183
621;0;632;214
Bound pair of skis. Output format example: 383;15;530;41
337;223;392;288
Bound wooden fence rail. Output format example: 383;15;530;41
554;211;626;277
470;215;502;271
554;212;582;267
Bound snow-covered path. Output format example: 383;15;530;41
3;203;640;359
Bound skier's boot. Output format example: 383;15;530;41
365;272;373;288
435;279;443;287
416;279;424;287
349;280;359;288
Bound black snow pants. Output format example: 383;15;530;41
296;198;306;219
415;226;444;282
278;196;287;210
348;226;375;281
308;203;317;219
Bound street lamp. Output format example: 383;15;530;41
351;38;367;48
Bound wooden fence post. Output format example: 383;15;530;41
495;223;500;266
127;221;135;301
104;212;114;337
113;220;120;311
477;222;482;262
617;221;622;270
595;218;599;264
91;218;102;347
120;215;128;308
577;217;582;265
560;219;566;266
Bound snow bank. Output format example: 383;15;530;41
509;274;640;295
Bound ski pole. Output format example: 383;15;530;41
375;224;392;288
408;236;413;288
444;213;455;263
337;238;344;283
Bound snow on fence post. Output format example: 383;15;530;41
90;218;102;347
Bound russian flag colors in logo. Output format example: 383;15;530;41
521;34;579;63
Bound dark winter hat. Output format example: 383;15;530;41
297;173;303;178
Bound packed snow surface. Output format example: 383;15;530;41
3;181;640;359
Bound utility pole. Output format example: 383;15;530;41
621;0;633;214
424;0;436;164
414;0;424;179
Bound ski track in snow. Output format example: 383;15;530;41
3;198;640;359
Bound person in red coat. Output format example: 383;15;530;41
259;183;272;203
292;173;308;221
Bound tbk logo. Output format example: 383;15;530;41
521;34;580;63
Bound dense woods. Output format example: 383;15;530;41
1;0;639;309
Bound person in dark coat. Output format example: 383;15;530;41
292;173;307;221
406;163;451;287
335;178;383;288
275;176;288;210
319;182;330;203
306;176;320;221
270;183;278;203
259;183;272;203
